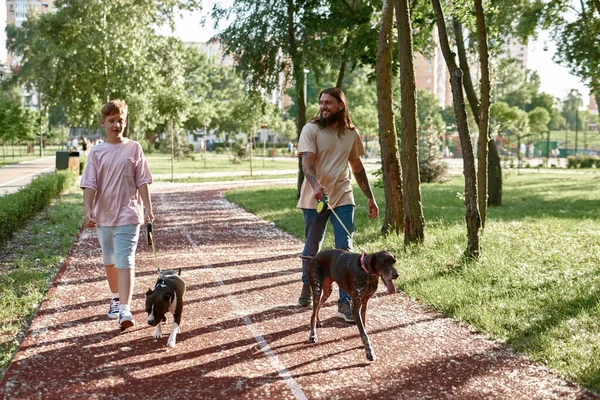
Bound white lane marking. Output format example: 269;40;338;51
182;227;308;400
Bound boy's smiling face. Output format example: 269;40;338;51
101;112;127;143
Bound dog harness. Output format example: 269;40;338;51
360;252;377;276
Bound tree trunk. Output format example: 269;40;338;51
394;0;424;244
488;138;502;204
377;0;404;235
336;37;351;89
287;0;306;198
474;0;491;228
432;0;481;259
453;19;502;207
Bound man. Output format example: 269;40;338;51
296;87;378;322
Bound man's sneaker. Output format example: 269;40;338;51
118;309;135;330
336;300;355;323
107;298;119;320
298;283;312;307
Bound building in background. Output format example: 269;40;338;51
7;0;55;68
6;0;55;110
506;38;528;70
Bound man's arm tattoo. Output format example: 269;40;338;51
304;164;318;187
353;168;373;199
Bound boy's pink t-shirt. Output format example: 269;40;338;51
80;139;152;227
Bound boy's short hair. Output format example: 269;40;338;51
101;99;128;118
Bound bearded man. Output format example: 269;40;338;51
296;87;379;322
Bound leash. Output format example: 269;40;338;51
318;196;374;276
146;221;163;281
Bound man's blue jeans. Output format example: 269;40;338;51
301;205;354;305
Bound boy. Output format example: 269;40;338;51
80;99;154;330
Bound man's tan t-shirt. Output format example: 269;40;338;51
296;122;365;210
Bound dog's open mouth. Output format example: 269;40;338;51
382;277;397;294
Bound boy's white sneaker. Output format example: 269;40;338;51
107;298;119;320
118;309;135;330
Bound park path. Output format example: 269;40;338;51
0;180;598;399
0;157;55;196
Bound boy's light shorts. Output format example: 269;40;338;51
96;225;140;270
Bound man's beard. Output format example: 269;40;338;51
323;111;339;127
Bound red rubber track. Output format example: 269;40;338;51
0;181;597;399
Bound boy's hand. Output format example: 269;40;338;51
145;210;155;224
84;213;97;228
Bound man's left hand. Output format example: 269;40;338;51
367;198;379;219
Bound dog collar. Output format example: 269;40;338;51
360;252;377;276
155;280;167;289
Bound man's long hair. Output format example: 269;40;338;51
310;87;355;136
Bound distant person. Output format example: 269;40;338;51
81;137;88;155
528;143;535;159
296;87;378;323
287;141;293;155
519;142;526;158
80;99;154;331
71;137;79;152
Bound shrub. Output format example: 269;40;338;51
566;155;599;169
0;171;76;246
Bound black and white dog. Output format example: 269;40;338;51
145;269;186;347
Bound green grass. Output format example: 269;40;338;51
225;172;600;392
146;153;298;176
0;184;84;372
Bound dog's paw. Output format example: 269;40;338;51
153;325;162;339
167;335;177;347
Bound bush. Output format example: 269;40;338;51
0;171;76;246
567;155;600;169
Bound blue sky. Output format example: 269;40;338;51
0;1;590;107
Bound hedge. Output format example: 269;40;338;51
566;155;600;169
0;171;76;246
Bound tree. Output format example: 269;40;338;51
453;19;503;207
562;89;583;131
395;0;425;245
432;0;481;259
212;0;321;196
474;0;491;229
6;0;199;127
376;0;403;235
553;0;600;115
528;107;551;136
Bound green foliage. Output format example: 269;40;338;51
0;184;83;374
561;89;584;131
566;155;600;169
6;0;200;127
527;106;550;135
0;87;41;143
0;171;75;246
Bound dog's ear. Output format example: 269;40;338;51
146;289;153;296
